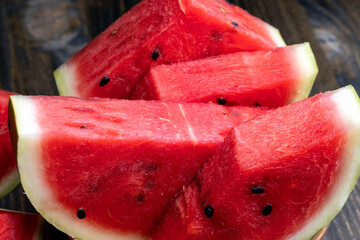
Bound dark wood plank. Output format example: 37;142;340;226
1;0;90;95
78;0;122;39
236;0;339;94
300;1;360;239
0;0;13;91
301;0;360;93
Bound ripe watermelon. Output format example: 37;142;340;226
0;209;43;239
131;43;317;107
152;85;360;240
0;89;19;199
9;97;265;239
54;0;285;99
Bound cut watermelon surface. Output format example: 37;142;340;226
0;89;19;199
152;86;360;240
131;43;317;107
0;209;43;239
54;0;285;99
9;97;265;239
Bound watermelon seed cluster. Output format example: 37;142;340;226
250;186;272;216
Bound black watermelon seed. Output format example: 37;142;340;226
99;76;110;87
231;21;239;27
254;102;260;107
77;208;86;219
80;125;87;129
138;196;144;203
204;205;214;218
251;186;265;194
217;97;226;105
152;49;160;61
201;201;205;206
262;204;273;216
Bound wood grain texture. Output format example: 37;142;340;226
0;0;359;239
300;1;360;239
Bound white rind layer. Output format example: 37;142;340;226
288;85;360;240
265;23;286;47
290;42;318;104
11;96;146;240
0;168;19;199
54;63;79;97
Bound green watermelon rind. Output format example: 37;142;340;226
9;96;145;240
264;23;286;47
289;42;318;104
54;64;78;97
0;169;20;200
289;85;360;240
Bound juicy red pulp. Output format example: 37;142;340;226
67;0;281;98
152;92;348;240
33;97;264;235
131;45;305;107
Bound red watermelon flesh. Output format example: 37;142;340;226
131;43;317;107
0;89;19;199
54;0;285;99
9;97;265;239
151;182;210;240
0;209;43;239
152;86;360;240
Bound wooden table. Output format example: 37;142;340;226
0;0;359;239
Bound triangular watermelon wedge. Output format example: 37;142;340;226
54;0;285;99
0;89;19;199
9;98;265;239
152;85;360;240
131;43;318;107
10;86;360;239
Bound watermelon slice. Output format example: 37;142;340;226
152;85;360;240
0;89;19;199
131;43;318;107
9;97;265;239
0;209;43;239
54;0;285;99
